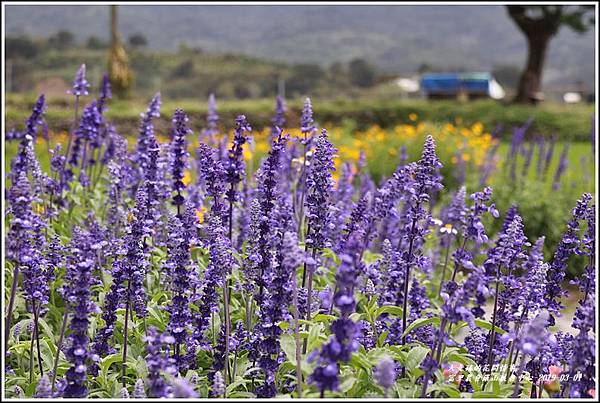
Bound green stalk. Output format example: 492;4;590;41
51;306;69;390
4;266;20;354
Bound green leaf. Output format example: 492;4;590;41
280;334;297;365
375;305;403;318
311;314;337;324
402;317;440;339
349;312;363;322
405;346;430;374
350;352;372;373
100;354;122;377
377;330;389;347
472;391;501;398
429;383;461;398
474;319;507;335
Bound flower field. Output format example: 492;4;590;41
3;65;597;399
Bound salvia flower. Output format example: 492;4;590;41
170;109;192;210
164;209;197;370
68;64;90;96
193;217;235;347
211;370;225;397
62;229;101;397
374;356;397;395
35;374;52;398
271;95;286;133
309;232;363;395
144;326;176;398
225;115;251;205
133;93;162;174
98;73;112;112
305;129;337;250
552;143;570;190
170;377;199;398
132;379;147;398
545;193;591;320
202;93;219;142
197;143;227;220
300;97;316;137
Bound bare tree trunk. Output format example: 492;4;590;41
514;33;551;104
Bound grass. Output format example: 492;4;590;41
5;94;595;142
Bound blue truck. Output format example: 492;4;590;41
421;72;503;100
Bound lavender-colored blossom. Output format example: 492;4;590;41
69;101;102;170
164;208;197;369
552;143;570;190
7;171;51;319
309;232;363;396
62;229;101;397
254;229;302;397
170;109;192;210
120;387;130;399
68;64;90;96
374;356;397;393
225;115;251;205
545;194;591;321
170;377;199;398
144;327;176;398
133;379;146;398
305;129;336;250
193;217;234;347
98;73;112;112
211;371;225;397
202;93;219;142
271;95;286;135
247;130;288;304
35;374;53;398
515;311;551;356
301;97;316;136
133;93;162;174
197;143;227;220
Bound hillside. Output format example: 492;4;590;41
5;4;596;88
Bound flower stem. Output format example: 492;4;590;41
51;306;69;390
302;248;317;354
122;300;130;388
292;265;303;398
437;239;451;296
33;302;44;376
485;266;502;372
4;266;20;354
222;274;231;397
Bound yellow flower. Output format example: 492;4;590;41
471;122;483;135
196;206;207;224
182;171;192;186
243;147;253;162
408;113;418;122
34;204;45;214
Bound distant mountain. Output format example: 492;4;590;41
5;4;596;88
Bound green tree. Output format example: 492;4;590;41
287;64;324;95
506;5;594;104
86;35;107;50
128;33;148;48
48;30;74;50
348;58;376;88
6;36;39;59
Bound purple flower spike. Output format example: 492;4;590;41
68;64;90;97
